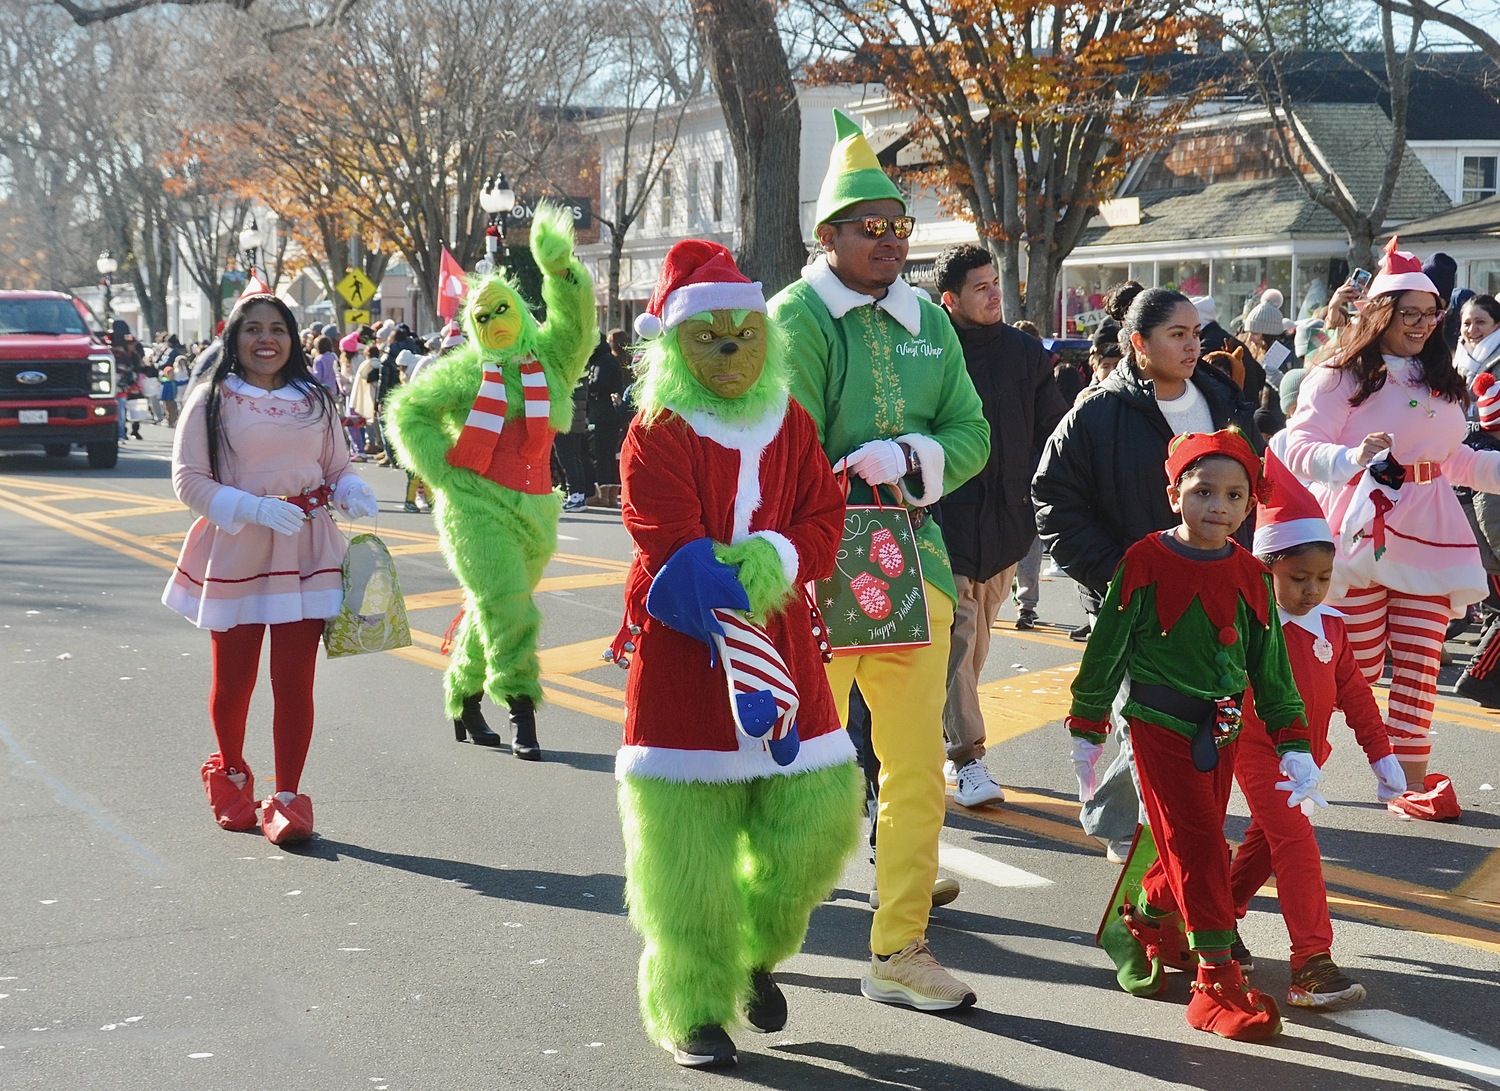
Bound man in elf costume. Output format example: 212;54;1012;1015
384;203;594;758
612;239;862;1068
768;109;989;1012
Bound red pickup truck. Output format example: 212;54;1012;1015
0;290;119;468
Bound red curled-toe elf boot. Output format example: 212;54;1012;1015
1185;961;1282;1042
201;752;257;831
260;792;315;845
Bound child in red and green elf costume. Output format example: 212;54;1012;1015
1066;429;1319;1042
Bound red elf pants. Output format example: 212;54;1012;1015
1229;724;1332;969
1130;717;1238;951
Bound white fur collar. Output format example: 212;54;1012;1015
226;374;306;400
1279;602;1342;639
670;390;788;452
803;255;923;336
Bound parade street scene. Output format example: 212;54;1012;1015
3;1;1500;1089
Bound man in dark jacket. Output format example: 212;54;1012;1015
934;245;1068;808
585;333;625;503
1032;333;1261;856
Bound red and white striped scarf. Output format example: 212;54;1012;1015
447;352;549;473
710;607;798;745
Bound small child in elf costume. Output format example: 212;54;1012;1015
610;240;862;1069
1228;449;1406;1009
1067;429;1318;1042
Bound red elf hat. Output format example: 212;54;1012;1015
634;239;765;339
1165;429;1265;498
1368;236;1441;299
1253;448;1331;556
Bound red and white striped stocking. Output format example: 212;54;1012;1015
710;608;798;747
1334;584;1445;763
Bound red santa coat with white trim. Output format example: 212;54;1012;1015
617;394;854;783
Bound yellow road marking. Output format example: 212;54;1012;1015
978;664;1081;746
1452;848;1500;907
0;493;175;572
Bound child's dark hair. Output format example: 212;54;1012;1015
1259;541;1336;566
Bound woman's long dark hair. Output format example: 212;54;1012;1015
1328;291;1467;408
203;294;339;482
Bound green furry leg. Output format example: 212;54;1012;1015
443;602;487;719
741;761;862;973
620;776;750;1048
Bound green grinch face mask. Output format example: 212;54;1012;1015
676;310;767;400
470;280;525;351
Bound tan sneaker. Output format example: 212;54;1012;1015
861;940;977;1011
868;877;961;910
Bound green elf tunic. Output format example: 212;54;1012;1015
1068;533;1311;754
768;256;990;605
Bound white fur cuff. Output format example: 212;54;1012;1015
896;432;946;507
751;530;799;583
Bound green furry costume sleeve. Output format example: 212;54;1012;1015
529;204;596;431
382;353;472;492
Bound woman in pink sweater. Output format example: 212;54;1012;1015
163;295;377;844
1281;240;1500;798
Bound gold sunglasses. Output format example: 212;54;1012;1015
826;215;916;239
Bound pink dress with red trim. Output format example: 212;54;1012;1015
163;376;351;631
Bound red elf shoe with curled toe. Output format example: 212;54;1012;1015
1186;961;1282;1042
260;792;315;845
201;753;257;831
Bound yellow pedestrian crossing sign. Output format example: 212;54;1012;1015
343;308;371;328
336;268;376;307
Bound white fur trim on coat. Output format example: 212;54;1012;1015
614;727;856;784
750;530;799;583
803;256;923;337
896;431;946;507
672;394;789;544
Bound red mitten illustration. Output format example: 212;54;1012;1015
850;571;892;619
870;526;905;577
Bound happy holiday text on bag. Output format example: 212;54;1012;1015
809;482;931;656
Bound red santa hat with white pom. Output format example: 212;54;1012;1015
1368;236;1441;299
1253;447;1332;556
633;239;766;339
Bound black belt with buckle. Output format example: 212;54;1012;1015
1130;682;1244;772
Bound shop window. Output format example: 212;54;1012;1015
1470;259;1500;296
1462;155;1498;204
1061;263;1129;336
1163;261;1208;298
1295;257;1349;320
1211;258;1270;329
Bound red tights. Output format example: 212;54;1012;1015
209;619;324;794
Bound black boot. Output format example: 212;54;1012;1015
452;693;503;746
1456;616;1500;709
671;1025;736;1068
745;969;787;1032
507;695;542;761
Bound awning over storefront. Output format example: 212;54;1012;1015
1384;194;1500;243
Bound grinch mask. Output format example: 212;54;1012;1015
470;280;525;351
677;310;767;400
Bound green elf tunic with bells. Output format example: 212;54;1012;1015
769;256;990;606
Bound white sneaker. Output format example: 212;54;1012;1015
943;759;959;788
862;940;977;1011
952;759;1005;807
1105;838;1133;865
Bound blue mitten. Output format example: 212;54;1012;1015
767;725;801;767
645;538;750;665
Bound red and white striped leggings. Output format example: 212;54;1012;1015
1336;584;1449;763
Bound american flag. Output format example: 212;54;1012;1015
710;608;799;744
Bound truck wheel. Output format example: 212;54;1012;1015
44;443;71;458
86;440;119;469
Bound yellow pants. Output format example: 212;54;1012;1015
826;581;953;957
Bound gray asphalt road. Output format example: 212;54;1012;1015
2;433;1498;1091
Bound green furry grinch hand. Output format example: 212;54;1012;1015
384;202;594;757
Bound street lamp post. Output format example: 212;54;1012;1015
238;216;263;282
96;250;118;329
477;172;516;275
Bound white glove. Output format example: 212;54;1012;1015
1071;738;1104;802
251;497;305;536
333;476;379;519
833;439;906;487
1276;750;1328;812
1370;754;1407;803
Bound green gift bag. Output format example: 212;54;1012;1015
323;532;412;658
809;483;931;656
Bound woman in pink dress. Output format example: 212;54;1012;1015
163;294;378;844
1281;240;1500;799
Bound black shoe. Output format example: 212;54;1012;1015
1015;611;1038;631
403;500;420;513
746;969;787;1032
452;693;503;747
508;695;542;761
1230;930;1254;974
671;1024;736;1068
1069;621;1092;642
1456;670;1500;709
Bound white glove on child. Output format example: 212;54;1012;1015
250;497;305;536
832;439;907;487
1370;754;1407;803
1071;738;1104;802
333;475;379;519
1276;751;1328;813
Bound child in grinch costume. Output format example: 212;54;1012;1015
612;239;862;1068
384;203;594;758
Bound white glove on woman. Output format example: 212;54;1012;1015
250;497;305;536
1370;754;1407;803
833;439;906;487
1276;751;1328;812
1071;738;1104;802
333;475;379;519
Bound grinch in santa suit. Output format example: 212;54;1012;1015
384;202;594;758
611;240;862;1068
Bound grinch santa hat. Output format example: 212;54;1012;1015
439;320;465;350
1368;236;1441;299
815;109;906;226
633;239;765;339
1253;448;1332;556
